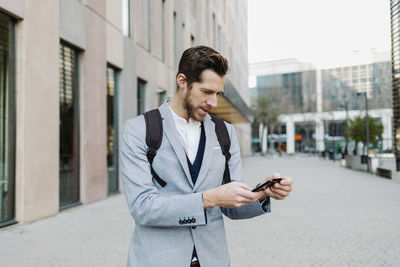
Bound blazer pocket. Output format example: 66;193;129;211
207;153;225;177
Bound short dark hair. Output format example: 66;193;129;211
177;46;229;89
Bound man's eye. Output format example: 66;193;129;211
217;92;223;97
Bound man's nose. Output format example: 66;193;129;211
206;94;218;109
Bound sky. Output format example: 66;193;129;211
247;0;391;69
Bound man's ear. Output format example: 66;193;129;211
176;73;187;91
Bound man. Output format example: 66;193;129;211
120;46;293;267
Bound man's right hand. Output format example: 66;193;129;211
203;182;264;209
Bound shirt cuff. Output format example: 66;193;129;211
260;197;271;212
201;193;208;224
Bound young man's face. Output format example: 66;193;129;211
184;69;225;122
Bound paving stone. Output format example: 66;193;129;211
1;155;399;266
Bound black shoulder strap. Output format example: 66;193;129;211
210;114;231;184
143;109;167;187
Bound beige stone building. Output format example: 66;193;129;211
0;0;252;227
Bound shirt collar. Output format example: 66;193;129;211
168;103;201;127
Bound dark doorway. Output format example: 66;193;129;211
59;42;80;208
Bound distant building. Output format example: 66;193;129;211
0;0;251;227
391;0;400;170
252;59;317;114
250;58;392;154
322;61;392;111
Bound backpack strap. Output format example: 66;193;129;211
210;114;231;184
144;109;167;187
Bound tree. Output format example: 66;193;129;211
346;116;383;155
253;96;280;155
343;118;351;155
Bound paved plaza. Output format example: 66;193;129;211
1;155;400;266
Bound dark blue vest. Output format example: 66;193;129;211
186;123;206;185
186;122;206;263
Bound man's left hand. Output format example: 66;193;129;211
259;173;293;201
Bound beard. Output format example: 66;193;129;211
184;90;205;122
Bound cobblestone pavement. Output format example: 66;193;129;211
1;155;400;267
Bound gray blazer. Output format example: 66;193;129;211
120;103;270;267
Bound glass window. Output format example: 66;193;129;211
157;88;166;106
137;78;147;115
122;0;132;37
59;42;80;208
107;66;119;194
0;12;16;226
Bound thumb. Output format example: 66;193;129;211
271;172;281;178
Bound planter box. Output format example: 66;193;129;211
376;168;391;179
369;157;379;174
376;168;400;182
340;159;346;167
345;155;353;168
350;155;367;171
344;155;379;173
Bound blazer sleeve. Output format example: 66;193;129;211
120;118;207;227
220;123;271;220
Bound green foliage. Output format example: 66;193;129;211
343;119;351;141
346;116;383;153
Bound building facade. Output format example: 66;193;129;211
0;0;252;227
391;0;400;170
322;61;392;111
250;58;393;155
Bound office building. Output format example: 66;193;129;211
0;0;252;227
250;58;392;154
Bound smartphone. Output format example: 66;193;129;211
252;178;283;192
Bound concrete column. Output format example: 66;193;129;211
15;0;60;222
60;0;86;50
315;119;325;152
121;38;137;121
106;0;123;69
80;5;107;203
382;112;392;151
316;70;322;113
233;123;251;157
286;120;295;154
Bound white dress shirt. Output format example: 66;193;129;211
168;104;201;164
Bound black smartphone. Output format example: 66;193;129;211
252;178;283;192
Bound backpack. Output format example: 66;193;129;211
143;109;231;187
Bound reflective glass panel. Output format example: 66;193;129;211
107;66;118;194
0;12;15;225
59;43;79;208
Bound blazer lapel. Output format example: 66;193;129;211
193;115;216;191
159;103;193;187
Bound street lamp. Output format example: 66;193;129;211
339;101;349;157
357;92;369;172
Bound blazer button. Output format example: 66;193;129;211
192;226;196;229
183;220;187;224
179;220;183;225
192;218;196;223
